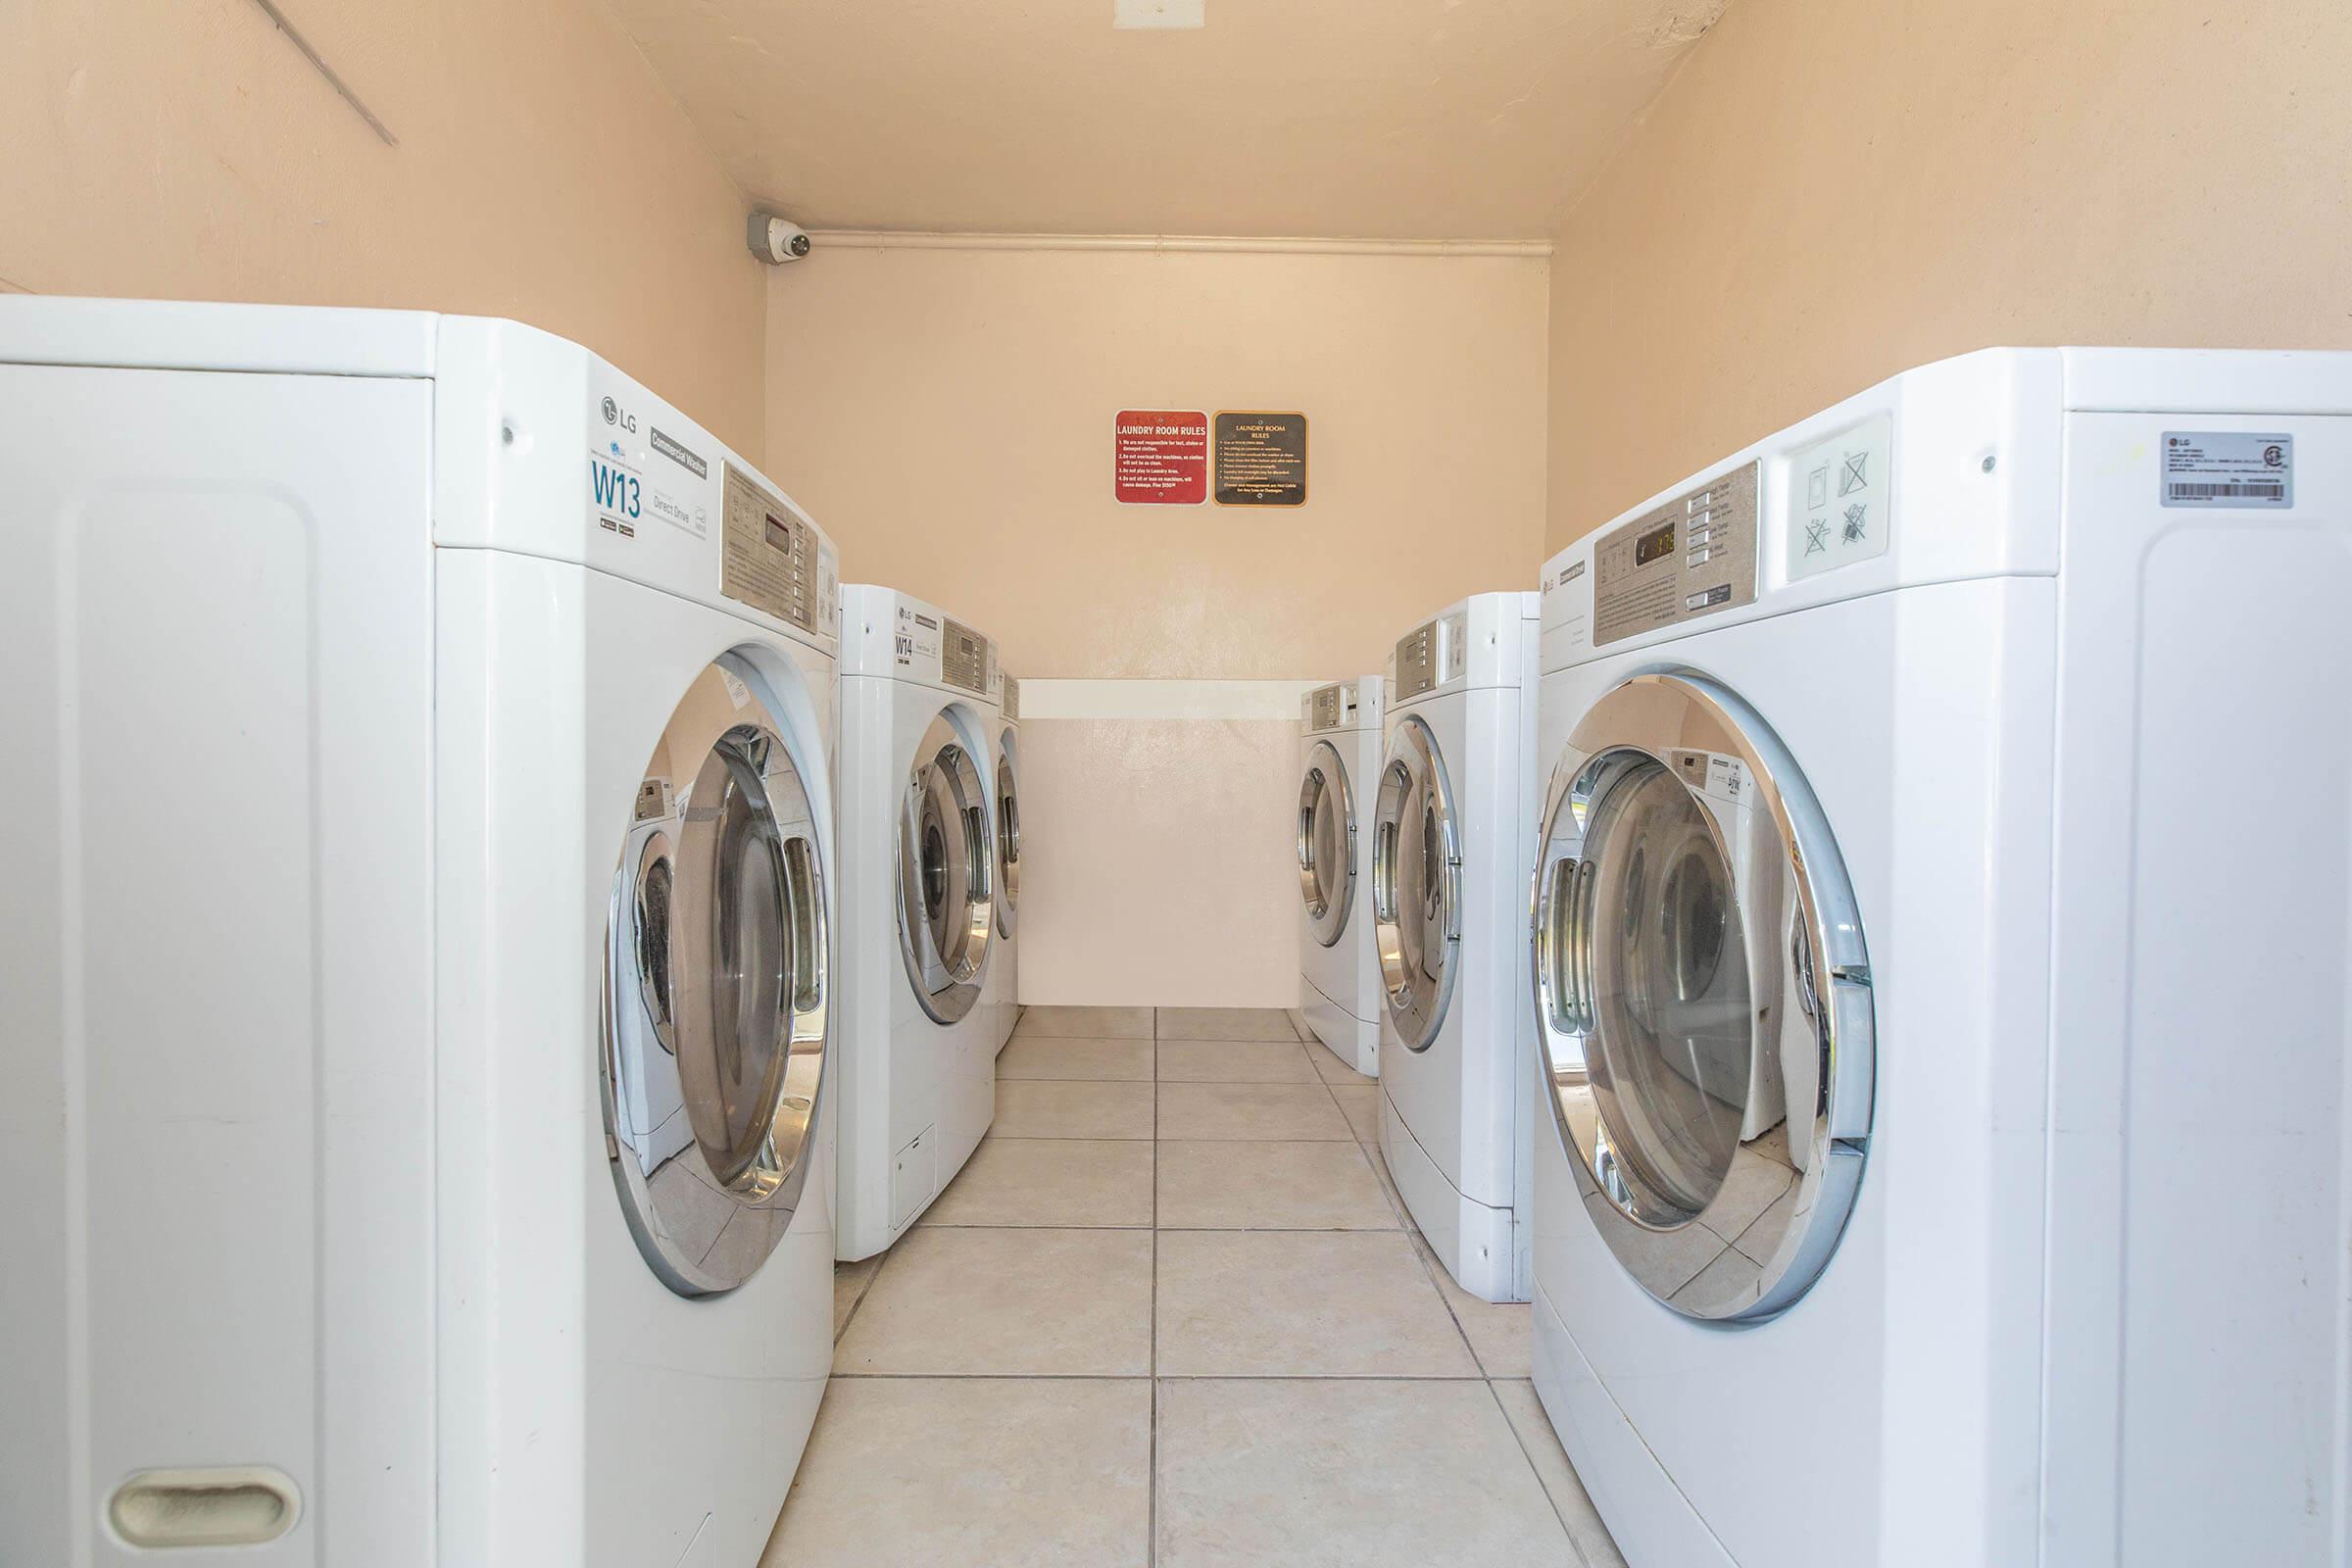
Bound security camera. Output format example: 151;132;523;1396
748;214;812;266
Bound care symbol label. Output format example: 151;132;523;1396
1788;414;1890;582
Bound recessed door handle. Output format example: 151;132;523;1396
109;1467;302;1548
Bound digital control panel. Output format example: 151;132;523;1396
1392;624;1438;700
1307;681;1357;732
941;617;994;695
1593;462;1760;647
1392;612;1468;699
720;464;827;634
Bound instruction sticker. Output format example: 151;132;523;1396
2161;431;2293;508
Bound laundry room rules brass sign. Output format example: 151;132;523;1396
1212;411;1308;506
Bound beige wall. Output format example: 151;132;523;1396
1546;0;2352;552
1016;698;1306;1007
766;244;1549;679
3;0;766;458
768;243;1548;1005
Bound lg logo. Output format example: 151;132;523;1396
601;396;639;434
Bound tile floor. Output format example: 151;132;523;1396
767;1005;1627;1568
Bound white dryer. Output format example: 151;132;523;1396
1527;347;2352;1567
834;587;1002;1259
1371;595;1540;1303
0;298;841;1566
985;673;1024;1054
1296;675;1385;1074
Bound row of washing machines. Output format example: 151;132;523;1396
1298;347;2352;1567
0;299;1021;1565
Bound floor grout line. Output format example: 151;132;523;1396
829;1238;894;1348
981;1132;1378;1144
1002;1073;1326;1085
1152;1136;1367;1144
1304;1041;1407;1228
827;1371;1509;1383
1348;1054;1484;1370
1483;1375;1592;1564
978;1135;1157;1141
1159;1372;1502;1384
996;1075;1156;1084
1149;1223;1406;1234
912;1222;1155;1231
1007;1037;1308;1050
829;1371;1154;1380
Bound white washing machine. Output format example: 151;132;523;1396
0;298;841;1566
1296;675;1385;1074
834;587;1002;1259
1527;347;2352;1567
985;674;1024;1054
1372;595;1540;1303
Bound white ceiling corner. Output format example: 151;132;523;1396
612;0;1724;240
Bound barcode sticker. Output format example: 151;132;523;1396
2162;431;2293;509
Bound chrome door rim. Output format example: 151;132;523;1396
898;710;996;1023
994;731;1021;940
1371;714;1461;1052
632;828;678;1055
1297;740;1355;948
600;655;831;1298
1530;670;1872;1322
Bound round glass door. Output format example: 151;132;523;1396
1370;715;1460;1051
602;656;830;1298
994;732;1021;940
899;710;995;1023
1531;671;1872;1321
1297;740;1355;948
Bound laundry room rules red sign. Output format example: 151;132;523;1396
1113;410;1208;504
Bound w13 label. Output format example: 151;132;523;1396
591;453;642;538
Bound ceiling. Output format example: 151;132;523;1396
612;0;1726;239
